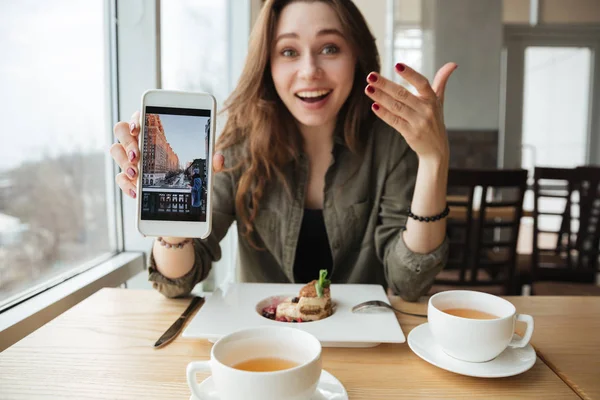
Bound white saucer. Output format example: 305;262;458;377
189;369;348;400
407;323;536;378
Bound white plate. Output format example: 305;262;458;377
182;283;405;347
407;323;537;378
189;369;348;400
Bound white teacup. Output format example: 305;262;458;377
186;326;322;400
428;290;534;363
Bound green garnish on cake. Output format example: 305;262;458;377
315;269;331;298
270;269;333;322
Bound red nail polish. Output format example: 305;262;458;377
130;122;136;133
129;150;135;162
130;189;136;199
372;103;380;111
366;85;375;94
127;168;136;178
367;73;378;83
395;63;406;72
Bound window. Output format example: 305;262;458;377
158;0;247;290
393;27;423;90
394;28;423;75
0;0;116;308
521;46;593;169
161;0;230;106
392;0;423;91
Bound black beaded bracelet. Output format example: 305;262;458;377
407;205;450;222
157;237;192;249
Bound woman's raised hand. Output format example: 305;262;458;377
110;111;225;199
364;62;457;165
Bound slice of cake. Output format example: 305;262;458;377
275;270;332;322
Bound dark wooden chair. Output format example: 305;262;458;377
431;169;528;295
530;166;600;295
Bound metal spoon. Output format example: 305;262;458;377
352;300;427;318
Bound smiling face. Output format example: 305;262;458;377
270;1;356;135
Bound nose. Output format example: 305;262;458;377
298;53;322;81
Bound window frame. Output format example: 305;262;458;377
501;24;600;169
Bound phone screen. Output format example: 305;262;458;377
140;106;211;222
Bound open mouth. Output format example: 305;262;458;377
295;89;332;104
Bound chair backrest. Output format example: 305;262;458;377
442;169;528;294
532;167;574;269
574;166;600;270
532;166;600;282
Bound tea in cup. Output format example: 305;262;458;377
428;290;534;363
186;326;322;400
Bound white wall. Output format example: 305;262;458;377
504;0;600;24
353;0;389;75
251;0;263;25
395;0;421;24
503;0;530;24
422;0;503;130
542;0;600;24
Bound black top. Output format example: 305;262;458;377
293;209;333;283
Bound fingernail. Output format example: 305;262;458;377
129;189;136;199
372;103;380;111
367;73;378;83
130;122;136;133
127;168;136;178
395;63;406;72
366;85;375;94
128;150;135;162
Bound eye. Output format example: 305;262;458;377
281;48;298;57
321;45;339;55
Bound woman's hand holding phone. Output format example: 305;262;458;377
111;111;143;199
110;111;225;200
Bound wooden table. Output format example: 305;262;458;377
0;289;594;399
509;296;600;400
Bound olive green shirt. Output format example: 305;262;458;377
148;120;448;301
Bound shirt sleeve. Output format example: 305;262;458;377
147;149;238;298
374;129;449;302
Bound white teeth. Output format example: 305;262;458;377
296;90;331;98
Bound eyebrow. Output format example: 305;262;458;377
274;28;345;44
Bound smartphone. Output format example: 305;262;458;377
136;89;216;239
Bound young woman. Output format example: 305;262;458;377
110;0;457;301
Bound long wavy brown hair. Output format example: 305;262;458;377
217;0;380;245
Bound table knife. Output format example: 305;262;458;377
154;296;205;348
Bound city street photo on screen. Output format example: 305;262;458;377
140;107;210;222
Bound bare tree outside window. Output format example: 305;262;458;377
0;0;114;304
